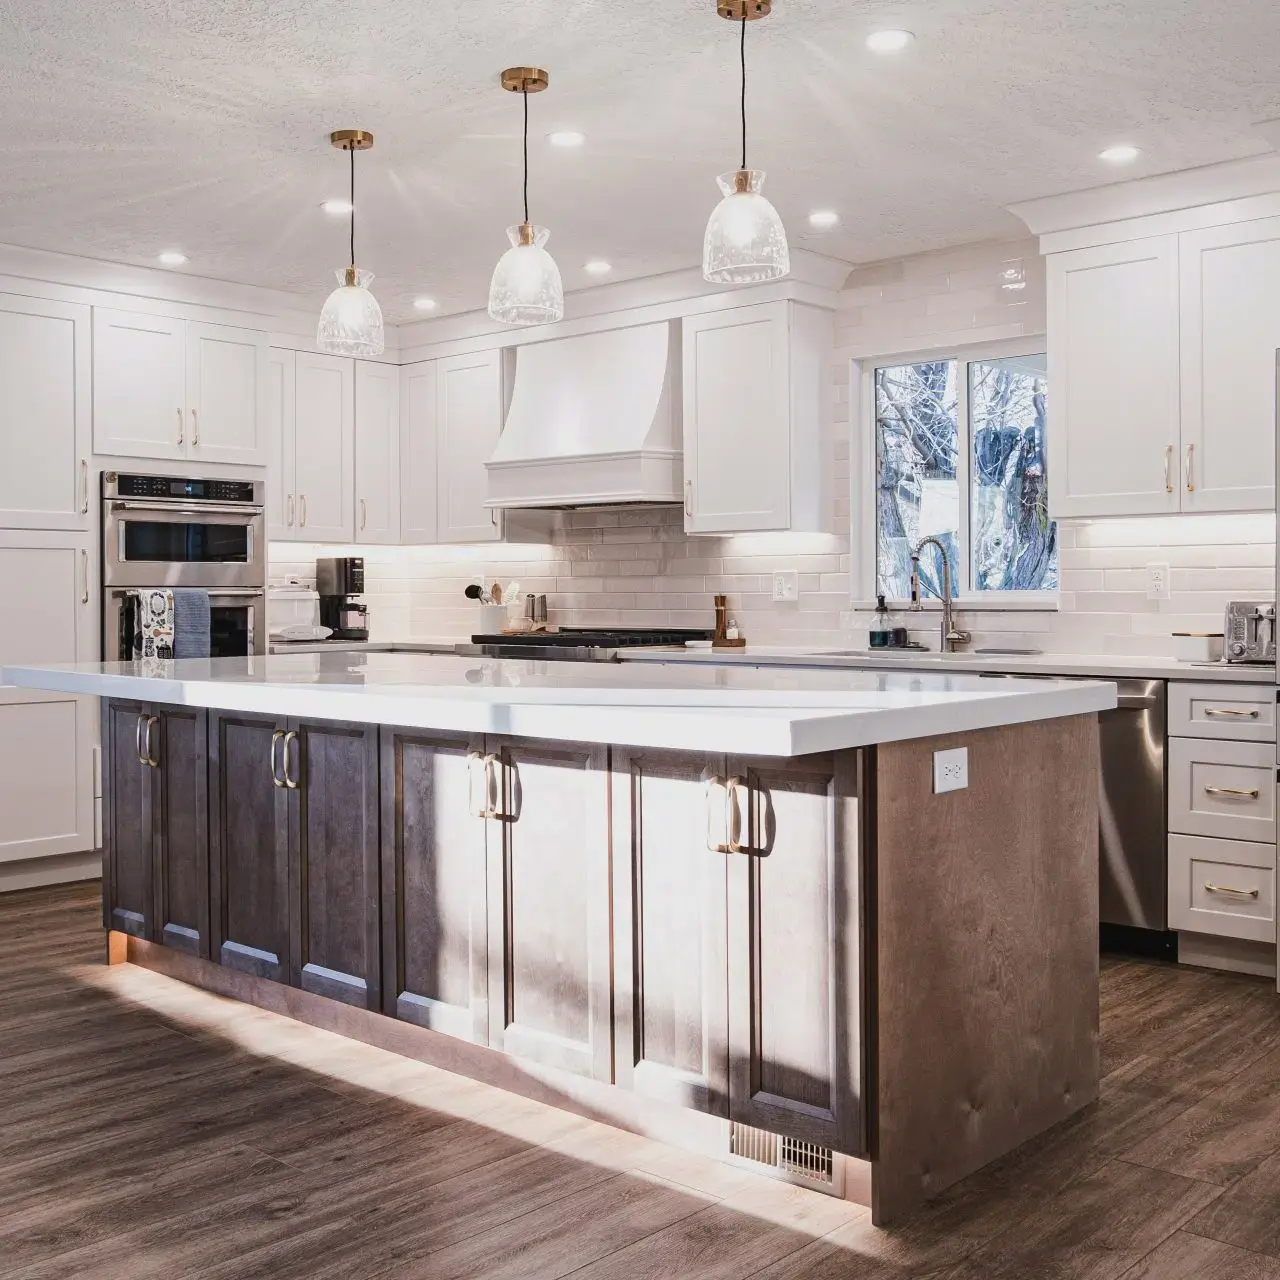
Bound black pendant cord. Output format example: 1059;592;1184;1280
523;85;531;224
348;144;356;268
740;10;747;170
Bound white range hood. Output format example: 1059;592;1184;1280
485;321;682;509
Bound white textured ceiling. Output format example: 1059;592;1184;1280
3;0;1279;320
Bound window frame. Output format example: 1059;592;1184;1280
853;337;1059;611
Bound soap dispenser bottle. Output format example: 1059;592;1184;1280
870;595;892;648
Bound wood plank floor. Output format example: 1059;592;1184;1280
6;885;1280;1279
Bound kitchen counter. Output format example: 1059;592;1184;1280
1;651;1116;757
621;645;1276;684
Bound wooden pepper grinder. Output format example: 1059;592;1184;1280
712;594;746;650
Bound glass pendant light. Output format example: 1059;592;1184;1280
317;129;386;357
703;0;790;284
488;67;564;326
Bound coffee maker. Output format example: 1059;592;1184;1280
316;556;370;641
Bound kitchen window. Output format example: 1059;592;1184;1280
868;348;1057;603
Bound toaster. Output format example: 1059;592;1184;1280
1223;601;1276;664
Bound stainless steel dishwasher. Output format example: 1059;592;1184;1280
982;674;1168;949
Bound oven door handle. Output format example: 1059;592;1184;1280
107;501;265;517
108;586;264;598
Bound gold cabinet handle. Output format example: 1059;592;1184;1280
80;459;89;515
1185;442;1195;493
1203;785;1260;799
283;730;300;790
286;494;295;528
1205;882;1260;899
1164;444;1174;494
145;715;160;768
1204;707;1260;719
704;772;729;853
299;494;307;528
684;480;693;517
360;498;367;531
270;729;287;789
136;713;149;767
191;408;200;446
177;408;184;447
80;549;89;605
726;775;748;853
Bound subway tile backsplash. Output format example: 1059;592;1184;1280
270;237;1276;659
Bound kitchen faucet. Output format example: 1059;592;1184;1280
909;537;972;653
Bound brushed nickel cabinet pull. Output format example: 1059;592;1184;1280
177;408;184;447
283;730;300;790
726;775;748;853
191;408;200;446
684;480;694;517
704;772;729;853
1204;707;1260;719
1204;784;1260;800
80;549;89;604
286;494;295;528
1205;882;1260;899
467;751;501;818
270;729;287;789
1164;444;1173;494
80;459;89;514
136;714;149;767
360;498;367;531
145;715;160;768
299;494;307;527
1185;442;1195;493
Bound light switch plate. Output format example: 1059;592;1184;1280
772;571;799;603
933;747;969;794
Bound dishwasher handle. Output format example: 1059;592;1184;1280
1116;694;1159;710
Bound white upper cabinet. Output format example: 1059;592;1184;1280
355;361;401;543
1046;236;1182;519
93;309;187;460
265;348;297;540
184;322;268;466
292;351;355;543
682;301;828;534
94;308;267;466
0;295;91;530
1179;217;1280;513
436;350;505;544
399;362;439;545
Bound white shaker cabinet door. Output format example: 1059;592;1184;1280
265;348;298;541
355;361;401;543
682;303;791;533
0;296;91;531
185;322;269;467
293;351;355;543
436;351;504;544
92;308;188;461
1179;217;1280;513
1046;237;1181;518
0;530;96;863
400;362;439;544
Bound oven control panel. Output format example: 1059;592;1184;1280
106;472;261;504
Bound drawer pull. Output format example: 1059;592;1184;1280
1203;707;1260;719
1205;882;1261;899
1203;785;1261;800
704;772;729;853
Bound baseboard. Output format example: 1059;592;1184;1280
1177;931;1276;979
0;850;101;894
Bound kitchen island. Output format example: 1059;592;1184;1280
2;652;1114;1224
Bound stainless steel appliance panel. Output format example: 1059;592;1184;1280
104;587;265;660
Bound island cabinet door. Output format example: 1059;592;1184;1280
286;719;381;1010
486;738;612;1080
209;710;292;984
611;747;730;1116
724;752;864;1157
379;728;489;1042
102;700;156;940
150;706;210;957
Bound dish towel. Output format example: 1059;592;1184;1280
172;589;211;659
129;589;175;660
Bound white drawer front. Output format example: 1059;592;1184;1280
1169;737;1277;842
1168;682;1276;742
1168;833;1277;943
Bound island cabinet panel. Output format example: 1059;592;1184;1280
611;747;730;1116
151;706;209;957
102;700;155;939
288;720;381;1010
487;738;612;1081
725;752;864;1155
209;711;291;984
380;728;489;1042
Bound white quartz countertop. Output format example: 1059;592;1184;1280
0;652;1116;757
621;645;1276;685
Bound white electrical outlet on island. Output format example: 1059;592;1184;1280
933;747;969;794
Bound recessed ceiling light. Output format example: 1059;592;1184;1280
584;259;612;276
412;297;438;311
548;130;586;148
321;198;354;215
866;29;914;53
1099;144;1140;164
157;251;187;266
808;210;840;230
